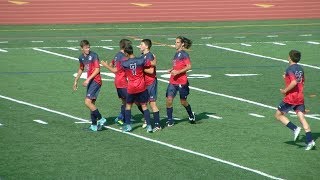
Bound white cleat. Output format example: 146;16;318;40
293;127;301;142
305;140;316;151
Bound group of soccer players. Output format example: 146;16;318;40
73;38;315;150
73;36;195;133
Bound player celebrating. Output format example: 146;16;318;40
121;44;156;133
274;50;315;150
166;36;195;127
73;40;106;131
101;39;131;125
138;39;161;132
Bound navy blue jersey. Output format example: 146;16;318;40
78;51;101;85
141;51;156;86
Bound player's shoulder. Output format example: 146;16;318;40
115;51;125;59
89;51;99;60
176;50;189;59
145;52;154;60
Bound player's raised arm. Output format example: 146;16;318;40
101;60;118;73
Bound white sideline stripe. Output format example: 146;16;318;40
0;94;284;180
33;48;78;61
225;74;259;77
0;49;8;52
167;38;176;40
307;41;320;45
234;36;246;39
240;43;252;47
173;117;181;121
272;42;286;46
33;120;48;124
67;40;78;42
67;47;79;51
0;41;8;43
75;121;91;124
207;114;223;119
201;37;212;39
101;40;113;42
33;49;320;121
206;44;320;70
249;113;265;118
267;35;278;38
31;41;44;43
102;46;114;50
299;34;312;37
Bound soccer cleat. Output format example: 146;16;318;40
142;121;147;128
166;121;174;127
189;112;196;124
89;125;98;132
122;124;132;132
146;125;153;133
97;117;106;131
305;140;316;151
293;127;301;141
153;126;162;132
114;117;124;126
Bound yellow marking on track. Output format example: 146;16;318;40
131;3;152;7
254;4;274;8
1;23;319;32
8;0;29;5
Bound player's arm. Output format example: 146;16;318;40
150;54;157;66
280;80;297;94
170;64;191;76
83;60;100;87
101;60;118;73
73;64;84;91
144;66;154;74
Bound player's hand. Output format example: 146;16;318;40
168;68;173;74
73;82;78;91
101;60;108;67
83;80;89;87
171;70;180;76
280;89;286;94
282;72;285;79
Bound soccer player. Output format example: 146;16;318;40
121;44;156;133
101;39;131;125
274;50;315;150
166;36;195;126
73;40;106;131
138;39;161;132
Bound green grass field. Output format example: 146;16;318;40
1;19;320;179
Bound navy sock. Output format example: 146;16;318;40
153;111;160;125
137;105;144;114
167;107;173;123
125;110;131;124
286;121;298;131
120;105;125;119
90;112;97;125
92;109;102;120
143;109;151;125
306;132;313;143
184;104;194;118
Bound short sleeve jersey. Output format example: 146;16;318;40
111;52;128;88
169;50;191;85
141;52;156;86
78;51;102;85
283;64;305;105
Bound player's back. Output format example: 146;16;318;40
112;52;127;88
122;56;150;94
284;63;304;105
142;52;156;86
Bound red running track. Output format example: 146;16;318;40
0;0;320;25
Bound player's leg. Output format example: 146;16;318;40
179;82;195;123
115;88;127;125
166;84;177;126
122;93;134;132
148;79;161;131
138;90;153;133
275;101;301;141
295;105;315;150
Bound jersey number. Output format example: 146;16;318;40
294;71;303;83
130;63;137;76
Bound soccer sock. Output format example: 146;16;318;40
306;132;313;143
143;109;151;125
90;112;97;125
184;104;194;118
167;107;173;123
125;110;131;124
137;105;144;114
286;121;298;131
92;109;102;120
153;111;160;126
119;105;125;119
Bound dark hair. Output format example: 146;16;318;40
124;44;134;55
141;39;152;49
176;36;192;49
119;39;132;49
289;50;301;63
80;40;90;48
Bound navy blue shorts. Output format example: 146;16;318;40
126;89;149;105
277;101;305;114
86;80;101;100
117;88;127;99
146;79;158;102
166;82;190;100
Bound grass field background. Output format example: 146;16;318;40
0;19;320;179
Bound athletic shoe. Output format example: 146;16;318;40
166;121;174;127
122;124;132;132
153;126;162;132
293;127;301;141
114;117;124;126
305;140;316;151
89;125;98;132
189;112;196;124
146;125;153;133
97;117;106;131
142;121;147;128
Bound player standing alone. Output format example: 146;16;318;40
73;40;106;131
274;50;315;150
166;36;195;126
